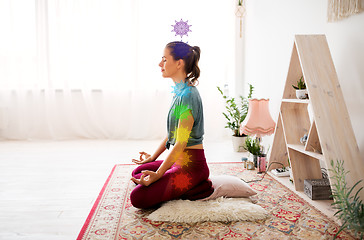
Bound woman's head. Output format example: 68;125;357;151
159;41;201;85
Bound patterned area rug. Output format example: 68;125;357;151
77;163;357;240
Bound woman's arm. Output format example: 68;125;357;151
155;111;193;176
132;136;168;164
131;110;193;186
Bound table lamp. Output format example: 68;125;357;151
240;98;276;172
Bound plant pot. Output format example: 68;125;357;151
296;89;308;99
231;135;247;152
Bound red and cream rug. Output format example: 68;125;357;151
77;163;357;240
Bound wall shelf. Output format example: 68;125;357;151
268;35;364;201
287;144;323;161
282;99;309;104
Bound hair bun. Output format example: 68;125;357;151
192;46;200;61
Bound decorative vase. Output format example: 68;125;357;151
232;135;247;152
295;89;308;99
257;154;266;173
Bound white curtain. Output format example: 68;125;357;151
0;0;236;140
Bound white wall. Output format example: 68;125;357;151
242;0;364;160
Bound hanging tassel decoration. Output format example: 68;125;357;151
328;0;362;22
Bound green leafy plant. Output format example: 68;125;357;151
243;136;261;156
217;84;254;137
329;159;364;239
292;76;306;90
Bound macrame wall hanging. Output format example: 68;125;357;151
327;0;363;22
235;0;246;38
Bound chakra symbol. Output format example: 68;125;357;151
172;172;191;191
172;126;191;144
171;19;192;39
171;81;191;97
175;152;192;168
172;104;191;120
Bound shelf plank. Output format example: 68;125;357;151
282;99;309;104
287;144;323;160
268;113;288;170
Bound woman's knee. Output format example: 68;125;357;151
130;188;151;209
131;167;140;178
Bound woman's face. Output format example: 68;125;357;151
159;47;180;78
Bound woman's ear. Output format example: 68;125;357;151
176;59;184;70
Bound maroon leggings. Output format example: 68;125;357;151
130;149;214;209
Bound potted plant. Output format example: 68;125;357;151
217;84;254;152
329;159;364;239
243;136;261;167
292;76;308;99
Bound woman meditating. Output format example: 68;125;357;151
130;41;214;209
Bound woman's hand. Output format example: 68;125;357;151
132;152;154;165
131;170;162;186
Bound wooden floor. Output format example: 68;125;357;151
0;139;336;239
0;139;246;240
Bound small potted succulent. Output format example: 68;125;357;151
292;76;308;99
217;84;254;152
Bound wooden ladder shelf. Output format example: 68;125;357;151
268;35;364;201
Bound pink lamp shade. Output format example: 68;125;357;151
240;98;276;137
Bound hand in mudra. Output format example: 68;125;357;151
132;151;154;165
131;170;161;186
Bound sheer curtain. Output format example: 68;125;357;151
0;0;235;140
